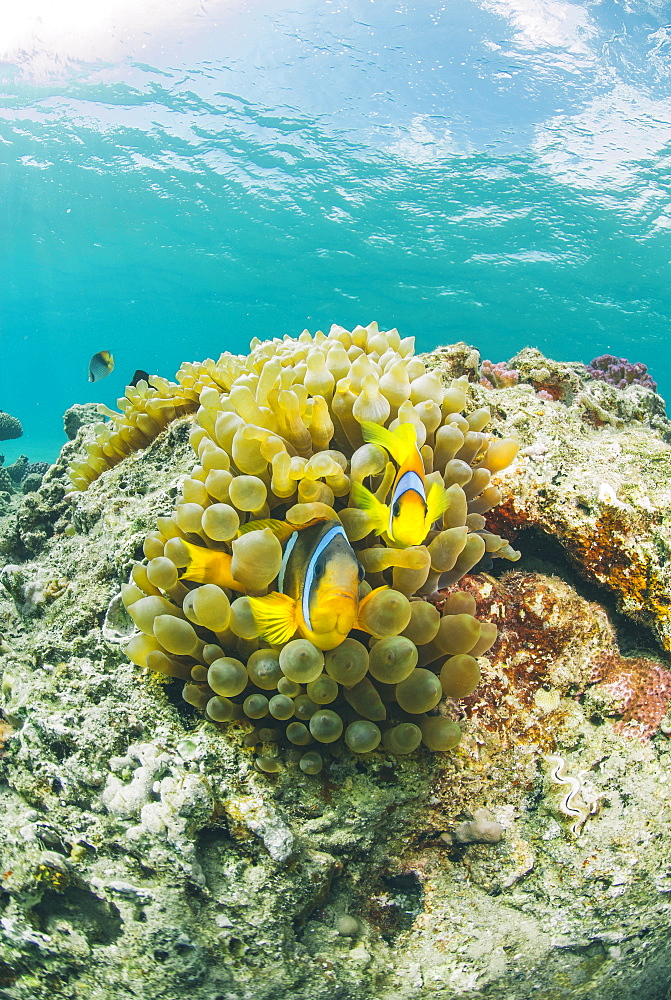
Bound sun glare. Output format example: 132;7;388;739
0;0;228;70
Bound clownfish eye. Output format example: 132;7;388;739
392;501;401;518
313;559;325;580
357;562;365;582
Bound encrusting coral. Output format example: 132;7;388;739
586;651;671;739
114;323;520;770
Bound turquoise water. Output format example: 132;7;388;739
1;0;671;464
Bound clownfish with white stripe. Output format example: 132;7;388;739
179;517;384;651
351;421;450;547
247;517;384;650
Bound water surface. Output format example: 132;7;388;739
1;0;670;462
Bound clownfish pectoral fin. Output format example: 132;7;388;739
178;541;245;592
360;421;416;466
248;592;299;646
425;481;450;529
236;518;296;543
351;481;390;536
353;585;391;635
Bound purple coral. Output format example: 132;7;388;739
586;355;657;392
480;360;520;390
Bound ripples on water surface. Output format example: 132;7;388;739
1;0;670;460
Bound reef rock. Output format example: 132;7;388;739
62;402;101;442
0;333;669;1000
437;348;671;653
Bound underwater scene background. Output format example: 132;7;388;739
1;0;671;464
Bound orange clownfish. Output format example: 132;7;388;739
248;518;384;650
179;517;383;651
351;421;449;547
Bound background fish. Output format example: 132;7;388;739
130;369;150;387
88;350;115;382
352;421;449;546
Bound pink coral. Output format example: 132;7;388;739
480;360;556;401
588;653;671;739
480;360;520;390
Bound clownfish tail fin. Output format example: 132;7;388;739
178;541;245;592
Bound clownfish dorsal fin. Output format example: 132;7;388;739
236;518;296;543
248;592;299;646
351;481;389;535
425;481;450;529
361;421;417;466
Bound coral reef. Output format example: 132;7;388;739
121;324;520;768
0;457;51;513
586;354;658;392
4;456;28;485
0;334;669;999
419;341;481;383
0;411;22;442
0;457;50;495
431;346;671;652
507;347;587;402
0;563;68;616
479;355;573;402
21;472;46;495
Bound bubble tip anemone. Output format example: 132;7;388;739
123;323;514;763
